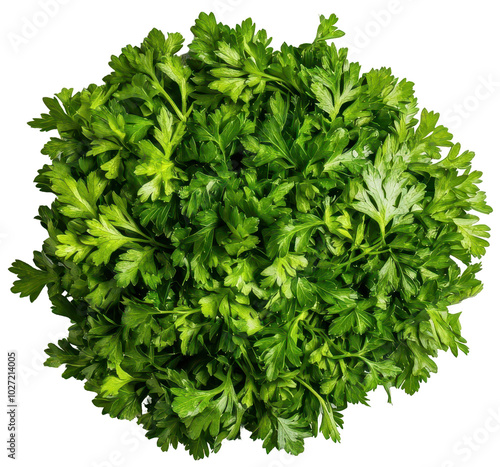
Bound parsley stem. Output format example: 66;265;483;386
152;307;201;315
185;102;194;119
150;238;171;249
295;376;340;438
131;237;170;249
307;327;365;360
295;376;322;401
332;243;390;269
149;74;185;121
239;346;257;374
379;223;386;245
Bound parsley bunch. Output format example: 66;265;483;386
10;13;491;459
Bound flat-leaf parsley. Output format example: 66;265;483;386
10;12;491;459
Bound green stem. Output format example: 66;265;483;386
332;242;390;270
379;222;386;246
133;306;201;316
157;307;201;316
296;376;322;400
132;237;170;249
308;327;366;361
149;74;185;121
295;376;341;439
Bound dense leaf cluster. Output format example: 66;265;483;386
10;13;491;458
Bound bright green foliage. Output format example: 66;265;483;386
10;13;491;459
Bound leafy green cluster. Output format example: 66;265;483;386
10;13;491;459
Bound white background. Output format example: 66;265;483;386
1;1;499;466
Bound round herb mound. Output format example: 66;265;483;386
11;13;491;459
